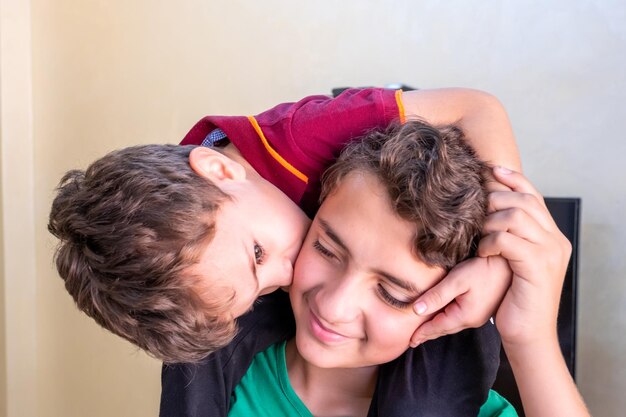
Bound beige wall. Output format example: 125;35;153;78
0;117;5;417
2;1;625;416
2;1;37;416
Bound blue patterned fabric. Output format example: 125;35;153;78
201;128;228;147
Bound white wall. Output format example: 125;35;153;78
2;1;624;416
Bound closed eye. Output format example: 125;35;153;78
377;284;413;309
313;239;336;260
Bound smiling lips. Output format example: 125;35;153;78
308;309;355;344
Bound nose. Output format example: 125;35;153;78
314;272;361;324
260;256;294;293
279;257;294;286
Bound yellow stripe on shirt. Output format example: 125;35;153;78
247;116;309;184
395;89;406;124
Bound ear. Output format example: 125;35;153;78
189;147;246;182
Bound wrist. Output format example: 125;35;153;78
502;335;561;365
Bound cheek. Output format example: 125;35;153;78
365;314;425;361
292;247;330;292
274;198;309;236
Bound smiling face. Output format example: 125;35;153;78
290;171;446;368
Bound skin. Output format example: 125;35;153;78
284;167;590;417
191;88;522;334
479;167;589;417
290;172;445;369
286;171;445;417
188;145;311;317
400;88;522;344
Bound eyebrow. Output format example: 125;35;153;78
375;270;423;297
319;219;350;254
318;218;423;297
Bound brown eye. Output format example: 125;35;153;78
254;242;265;265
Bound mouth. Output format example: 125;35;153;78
308;309;352;344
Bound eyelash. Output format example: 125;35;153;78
313;239;336;259
254;242;266;265
377;285;412;309
314;239;412;310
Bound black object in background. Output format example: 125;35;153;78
331;84;416;98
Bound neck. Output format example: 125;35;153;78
285;340;378;417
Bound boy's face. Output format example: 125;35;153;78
193;170;311;318
290;172;446;369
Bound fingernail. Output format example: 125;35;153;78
414;301;427;315
494;166;512;175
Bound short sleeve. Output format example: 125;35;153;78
478;390;519;417
252;88;402;171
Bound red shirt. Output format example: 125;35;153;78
181;88;404;214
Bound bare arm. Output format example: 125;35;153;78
480;167;590;417
505;340;589;417
402;89;522;173
403;89;521;344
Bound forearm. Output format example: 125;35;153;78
402;88;522;172
504;339;590;417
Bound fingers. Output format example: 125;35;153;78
485;177;513;193
487;195;555;234
478;231;535;263
478;222;571;287
491;166;546;206
413;271;468;316
483;167;558;237
483;167;571;282
482;206;553;243
410;269;471;347
410;303;467;347
410;256;512;346
482;234;570;285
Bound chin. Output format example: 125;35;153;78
295;333;351;369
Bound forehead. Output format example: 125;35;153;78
316;172;440;280
320;172;408;237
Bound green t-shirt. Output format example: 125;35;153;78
229;341;517;417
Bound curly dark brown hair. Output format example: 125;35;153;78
321;120;488;269
48;144;237;363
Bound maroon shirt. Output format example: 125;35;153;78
181;87;403;214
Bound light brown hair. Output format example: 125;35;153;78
48;144;236;363
321;120;488;269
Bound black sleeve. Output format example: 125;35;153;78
369;322;501;417
159;291;295;417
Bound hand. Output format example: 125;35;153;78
480;168;589;417
409;255;512;347
478;167;572;347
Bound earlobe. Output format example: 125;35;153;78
189;146;246;182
